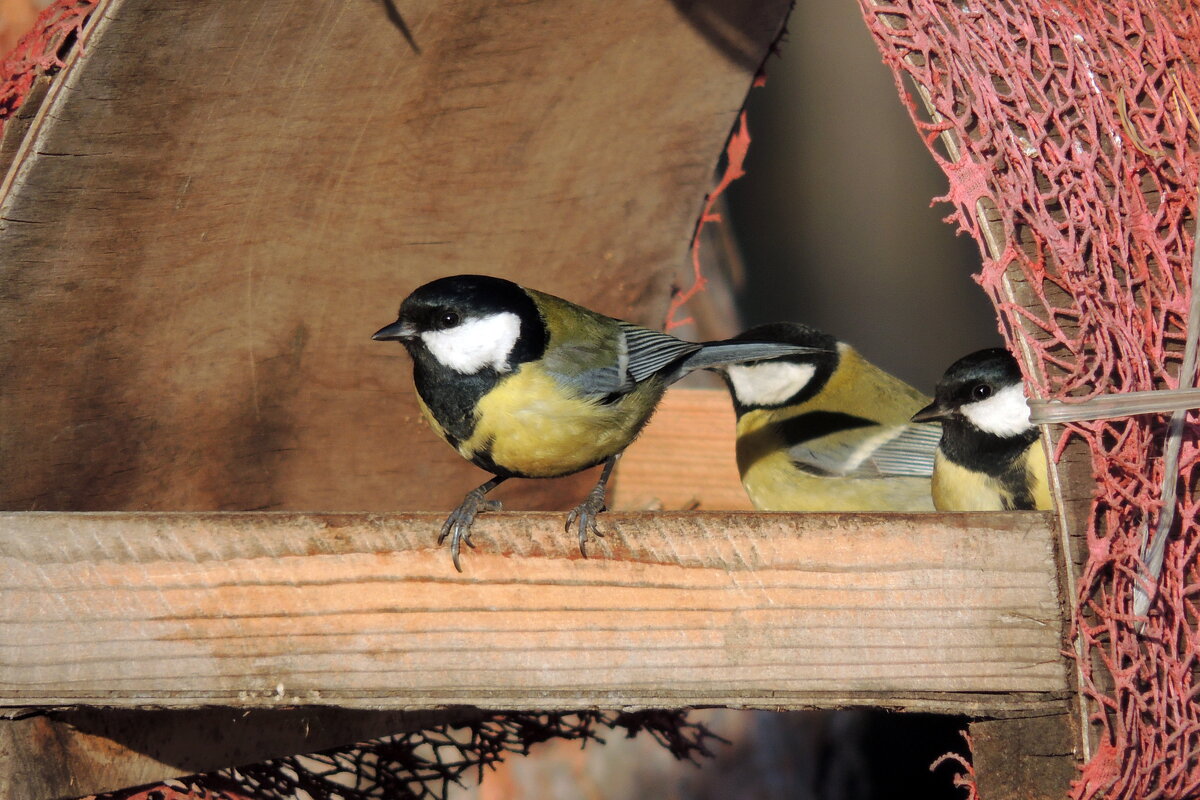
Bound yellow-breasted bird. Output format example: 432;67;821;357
716;322;942;511
373;275;825;569
911;347;1051;511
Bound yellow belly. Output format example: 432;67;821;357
930;439;1052;511
739;447;935;511
930;455;1007;511
426;367;663;478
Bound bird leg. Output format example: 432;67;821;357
440;476;507;572
565;454;620;557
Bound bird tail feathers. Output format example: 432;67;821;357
667;342;826;384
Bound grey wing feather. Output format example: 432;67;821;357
571;363;628;397
789;422;941;478
668;341;827;383
788;439;874;477
542;337;628;397
866;423;941;476
619;323;701;384
617;324;828;387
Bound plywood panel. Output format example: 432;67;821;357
0;0;790;514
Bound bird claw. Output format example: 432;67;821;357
565;485;608;558
439;490;502;572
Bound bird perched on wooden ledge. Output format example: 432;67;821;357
373;275;827;570
715;322;941;512
912;347;1051;511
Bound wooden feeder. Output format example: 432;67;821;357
0;1;1075;798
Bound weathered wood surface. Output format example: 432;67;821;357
1;708;479;800
0;0;790;516
2;511;1068;712
969;712;1079;800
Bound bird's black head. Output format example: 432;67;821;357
372;274;549;374
936;347;1023;406
912;347;1031;436
718;322;841;415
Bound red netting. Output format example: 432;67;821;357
0;0;96;137
666;108;754;332
861;1;1200;797
931;732;979;800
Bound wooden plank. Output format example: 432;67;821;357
1;511;1067;713
0;0;790;516
612;388;752;512
1;708;479;800
0;74;51;180
969;712;1079;800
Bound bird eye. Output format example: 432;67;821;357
439;311;460;329
972;384;993;401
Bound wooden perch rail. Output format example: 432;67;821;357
2;510;1067;714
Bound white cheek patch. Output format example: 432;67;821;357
961;383;1034;436
725;361;816;407
420;312;521;374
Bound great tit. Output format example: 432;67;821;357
911;347;1052;511
373;275;824;569
716;322;942;512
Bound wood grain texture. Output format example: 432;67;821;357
970;712;1079;800
1;511;1068;712
612;388;753;512
0;0;790;515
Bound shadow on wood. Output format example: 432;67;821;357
1;707;481;800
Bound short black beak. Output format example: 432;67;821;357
911;400;950;424
372;319;416;341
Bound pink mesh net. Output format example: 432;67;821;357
860;0;1199;797
932;733;979;800
0;0;96;138
666;107;755;332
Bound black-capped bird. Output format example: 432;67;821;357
373;275;825;569
716;322;942;512
911;347;1051;511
